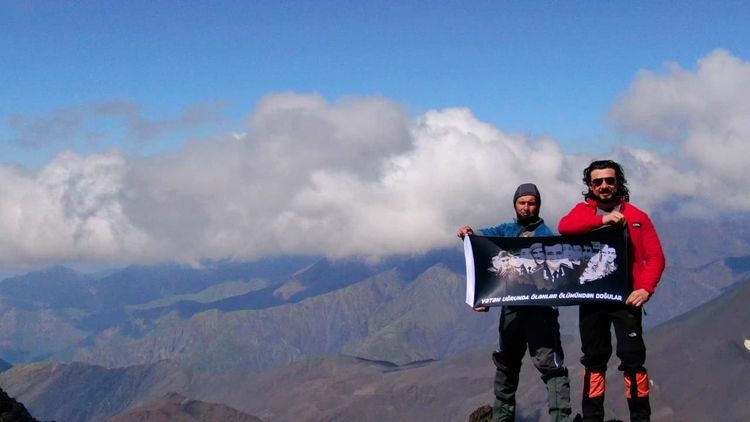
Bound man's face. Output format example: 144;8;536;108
531;246;545;264
501;255;511;266
545;244;563;261
589;168;618;203
563;244;573;259
492;253;511;269
515;195;539;219
603;246;616;263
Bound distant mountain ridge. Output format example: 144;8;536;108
0;257;320;312
4;273;748;421
62;263;494;371
0;247;475;369
0;218;749;420
0;229;748;369
0;256;318;362
0;357;12;373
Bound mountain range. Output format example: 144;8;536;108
2;275;748;421
0;217;747;421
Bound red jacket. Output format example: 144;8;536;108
558;199;666;294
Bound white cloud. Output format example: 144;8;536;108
277;108;582;258
610;49;750;216
0;151;148;264
1;49;749;265
0;93;584;264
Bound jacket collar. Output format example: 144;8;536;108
586;198;627;210
516;217;544;231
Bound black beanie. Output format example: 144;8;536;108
513;183;541;207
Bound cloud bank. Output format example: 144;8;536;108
610;49;750;216
0;49;747;265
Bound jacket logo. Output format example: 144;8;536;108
632;223;642;228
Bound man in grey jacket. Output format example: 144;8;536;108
458;183;572;422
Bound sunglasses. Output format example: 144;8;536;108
591;177;616;186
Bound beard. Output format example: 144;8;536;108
516;212;540;226
590;187;619;206
594;191;620;210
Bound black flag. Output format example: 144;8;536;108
464;225;630;307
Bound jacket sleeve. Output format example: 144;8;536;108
558;203;605;235
635;214;666;294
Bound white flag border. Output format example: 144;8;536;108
463;235;476;307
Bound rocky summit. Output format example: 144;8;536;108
0;387;39;422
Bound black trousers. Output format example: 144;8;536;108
579;303;650;422
496;306;568;375
492;305;571;422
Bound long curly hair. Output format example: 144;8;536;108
582;160;630;201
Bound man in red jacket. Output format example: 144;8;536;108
558;160;665;422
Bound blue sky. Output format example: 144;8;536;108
3;1;749;167
0;1;749;270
